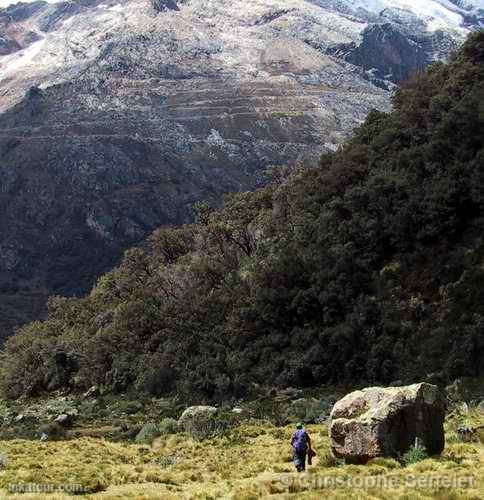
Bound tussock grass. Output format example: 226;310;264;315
0;418;482;499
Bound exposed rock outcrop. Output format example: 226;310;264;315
329;23;460;86
151;0;184;12
178;406;217;431
329;383;446;463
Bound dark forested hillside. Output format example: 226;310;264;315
2;33;484;400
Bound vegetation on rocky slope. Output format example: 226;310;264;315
2;33;484;400
0;0;392;341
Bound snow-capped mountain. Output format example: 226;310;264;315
0;0;481;338
0;0;482;109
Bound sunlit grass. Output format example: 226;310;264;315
0;413;482;499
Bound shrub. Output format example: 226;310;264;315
117;400;144;415
318;449;341;467
184;412;239;441
402;442;429;466
248;400;288;426
135;423;160;444
284;398;334;424
159;418;178;435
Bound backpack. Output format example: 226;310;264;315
292;429;308;453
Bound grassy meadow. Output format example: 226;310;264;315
0;409;482;499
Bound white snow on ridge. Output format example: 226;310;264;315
0;0;479;110
0;0;62;8
108;4;126;12
0;38;45;76
436;0;484;13
456;0;484;8
350;0;465;31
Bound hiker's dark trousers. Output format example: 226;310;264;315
293;450;306;472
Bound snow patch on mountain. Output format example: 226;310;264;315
348;0;466;31
0;38;45;76
0;0;61;6
0;0;481;110
449;0;484;9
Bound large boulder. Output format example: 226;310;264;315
329;383;445;464
178;406;217;431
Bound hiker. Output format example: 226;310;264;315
291;422;314;472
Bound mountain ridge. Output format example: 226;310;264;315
0;0;482;338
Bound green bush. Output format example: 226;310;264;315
402;442;429;466
159;418;179;435
248;400;288;426
117;401;144;415
318;450;341;468
184;412;239;441
284;398;334;424
135;423;161;444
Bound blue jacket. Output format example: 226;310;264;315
291;429;310;453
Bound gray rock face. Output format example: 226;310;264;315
151;0;183;12
0;1;48;56
0;0;481;338
331;23;458;85
329;383;446;463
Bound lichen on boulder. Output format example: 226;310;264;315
329;383;446;463
178;406;217;432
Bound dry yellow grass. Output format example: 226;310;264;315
0;414;482;499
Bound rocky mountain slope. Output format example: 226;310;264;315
3;32;484;400
0;0;482;339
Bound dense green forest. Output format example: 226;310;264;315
2;33;484;401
